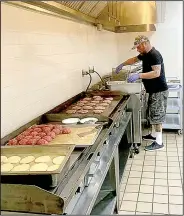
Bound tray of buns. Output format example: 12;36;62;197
1;144;75;175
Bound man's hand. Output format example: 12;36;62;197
127;73;140;83
115;63;124;74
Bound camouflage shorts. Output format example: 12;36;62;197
148;90;169;124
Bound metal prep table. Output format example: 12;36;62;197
1;95;134;215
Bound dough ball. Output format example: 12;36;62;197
35;156;51;163
47;164;60;171
30;163;48;172
53;156;65;165
1;156;8;163
12;164;30;172
20;156;35;164
1;163;14;172
8;156;21;164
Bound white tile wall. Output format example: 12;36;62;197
1;4;118;138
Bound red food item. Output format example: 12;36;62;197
16;134;25;141
30;131;38;136
93;110;103;114
21;131;31;136
82;97;91;101
18;139;29;145
94;97;103;101
46;124;55;129
91;100;100;104
8;139;18;145
33;136;41;140
43;136;52;142
47;132;56;139
52;128;60;135
39;132;47;137
53;125;63;130
33;128;42;133
30;138;38;145
66;109;76;114
42;127;51;133
36;139;48;145
62;127;71;134
24;136;33;140
26;128;34;133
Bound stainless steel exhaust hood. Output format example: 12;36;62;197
4;1;157;33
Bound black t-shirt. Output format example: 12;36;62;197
137;47;168;93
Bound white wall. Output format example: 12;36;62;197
117;1;183;81
1;3;118;138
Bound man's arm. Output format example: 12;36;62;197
122;56;141;66
139;65;161;79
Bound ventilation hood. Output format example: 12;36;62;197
5;1;157;33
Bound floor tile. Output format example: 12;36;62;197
127;178;141;185
169;204;183;215
129;171;142;178
125;164;132;171
144;160;155;166
169;186;183;195
167;152;178;157
145;151;156;156
168;161;180;167
136;202;152;213
118;210;135;215
154;186;168;195
167;147;178;152
135;212;151;215
153;203;168;214
119;192;124;202
169;195;183;204
143;165;155;172
168;166;180;173
120;201;137;211
120;183;126;192
155;172;167;179
125;185;140;193
178;152;183;157
123;193;138;201
156;151;167;156
168;173;181;180
168;179;182;187
131;165;143;172
144;156;155;161
167;156;179;162
154;179;168;186
153;194;168;204
156;160;167;167
138;193;153;203
141;178;154;186
142;171;154;178
132;160;144;166
156;156;168;161
155;166;167;173
139;185;153;194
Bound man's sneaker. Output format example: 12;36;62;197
145;141;164;151
142;134;156;141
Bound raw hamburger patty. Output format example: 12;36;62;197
83;106;93;110
93;110;104;114
66;109;76;114
103;100;112;104
82;97;91;101
62;127;71;134
105;97;113;101
71;106;81;110
100;102;109;106
95;106;106;110
77;110;88;114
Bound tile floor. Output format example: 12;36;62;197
118;130;183;215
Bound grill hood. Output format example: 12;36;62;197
5;1;157;33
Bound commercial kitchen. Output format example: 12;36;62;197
1;1;183;215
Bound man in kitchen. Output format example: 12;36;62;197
115;35;168;151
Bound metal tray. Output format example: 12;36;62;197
1;144;75;176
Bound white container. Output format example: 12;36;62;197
106;81;142;94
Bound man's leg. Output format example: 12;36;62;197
144;90;168;151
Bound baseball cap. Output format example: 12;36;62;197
132;35;149;49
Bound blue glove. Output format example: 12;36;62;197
115;63;124;74
127;73;140;83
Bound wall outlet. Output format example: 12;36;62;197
82;70;88;76
89;66;94;73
